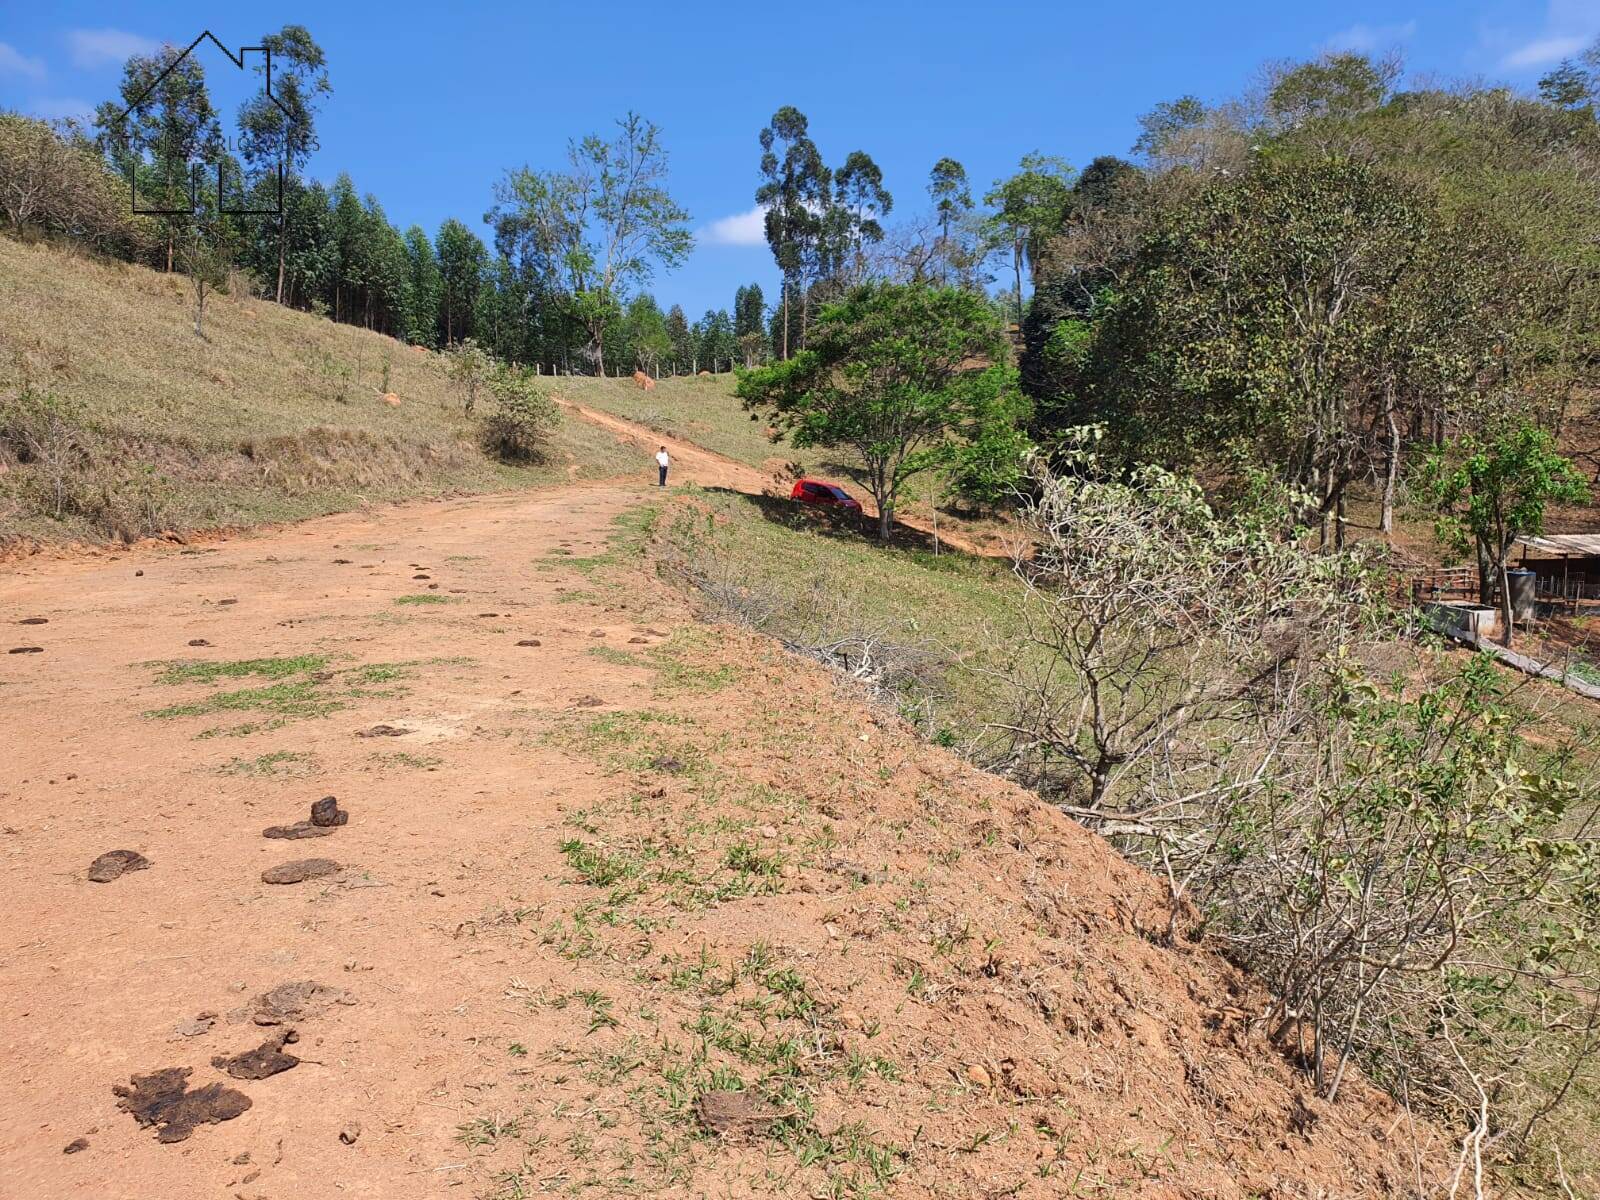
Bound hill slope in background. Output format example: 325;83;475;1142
0;238;689;548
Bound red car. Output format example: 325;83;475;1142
790;478;863;513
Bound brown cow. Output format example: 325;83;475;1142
632;370;656;391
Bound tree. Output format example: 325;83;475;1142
489;112;692;375
237;24;330;304
927;157;971;284
443;338;493;414
733;283;768;366
1070;157;1509;543
402;225;441;346
0;114;148;252
177;218;230;338
984;153;1075;326
436;218;486;345
623;294;671;373
738;283;1023;540
757;107;829;357
831;150;892;285
94;43;225;271
664;303;692;373
1425;421;1588;647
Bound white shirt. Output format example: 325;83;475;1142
655;451;670;468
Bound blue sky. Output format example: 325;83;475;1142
2;1;1597;317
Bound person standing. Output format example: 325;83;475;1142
655;445;670;487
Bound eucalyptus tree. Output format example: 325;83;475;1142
237;24;331;304
94;44;225;271
489;112;692;376
756;106;829;357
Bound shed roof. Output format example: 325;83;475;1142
1516;534;1600;556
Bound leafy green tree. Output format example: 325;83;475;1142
927;157;971;284
1425;422;1588;646
831;150;892;285
402;225;441;346
757;107;829;357
733;283;768;366
623;294;671;373
1263;52;1394;130
1071;157;1510;542
489;112;692;375
694;309;735;372
94;44;226;271
738;283;1024;539
984;153;1074;325
237;24;330;304
436;217;487;345
664;303;693;373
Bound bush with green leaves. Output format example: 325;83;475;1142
477;366;558;463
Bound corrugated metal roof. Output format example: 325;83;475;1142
1516;534;1600;556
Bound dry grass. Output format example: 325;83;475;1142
555;372;784;470
0;237;638;544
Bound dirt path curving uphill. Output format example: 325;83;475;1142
0;469;1448;1197
553;397;1003;557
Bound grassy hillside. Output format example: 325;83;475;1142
558;370;785;470
0;237;638;546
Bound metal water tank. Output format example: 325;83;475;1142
1505;569;1537;624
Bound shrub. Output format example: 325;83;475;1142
478;368;557;463
999;429;1600;1168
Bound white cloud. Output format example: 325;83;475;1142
67;28;160;70
0;41;46;81
1502;32;1591;68
699;205;768;247
1324;20;1418;53
28;96;95;122
1492;1;1600;71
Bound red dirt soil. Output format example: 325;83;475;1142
0;468;1450;1196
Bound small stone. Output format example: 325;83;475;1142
187;638;210;647
838;1009;865;1031
261;858;340;885
760;825;778;839
824;923;841;940
87;849;151;883
63;1137;88;1154
19;617;47;625
309;796;347;827
963;1064;991;1088
135;570;143;577
172;1012;216;1038
8;646;43;655
516;639;541;647
339;1123;361;1145
628;636;648;644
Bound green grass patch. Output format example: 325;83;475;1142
393;593;454;606
152;655;329;685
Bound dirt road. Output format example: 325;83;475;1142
0;446;1442;1198
0;479;684;1196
